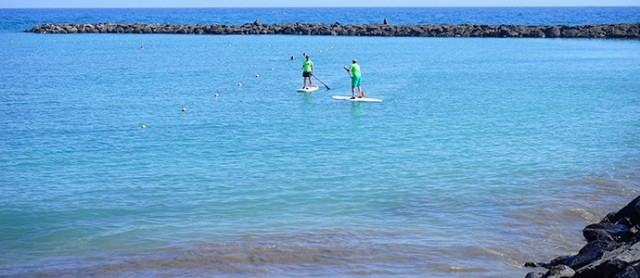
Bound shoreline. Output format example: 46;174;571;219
26;21;640;39
525;195;640;278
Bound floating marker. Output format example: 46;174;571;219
213;93;219;97
140;124;147;129
181;108;187;112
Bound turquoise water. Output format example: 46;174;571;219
1;31;640;276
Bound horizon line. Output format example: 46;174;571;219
2;5;640;9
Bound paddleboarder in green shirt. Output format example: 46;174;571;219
344;59;363;99
302;55;314;89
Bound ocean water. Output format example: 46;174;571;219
1;8;640;277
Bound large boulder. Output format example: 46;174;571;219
526;196;640;278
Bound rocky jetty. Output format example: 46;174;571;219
26;21;640;39
525;195;640;278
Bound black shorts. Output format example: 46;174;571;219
302;71;312;77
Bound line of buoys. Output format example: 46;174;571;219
136;51;307;130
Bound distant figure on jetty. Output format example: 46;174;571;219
344;59;363;99
301;55;314;89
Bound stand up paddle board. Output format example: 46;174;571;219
296;85;319;93
332;96;383;103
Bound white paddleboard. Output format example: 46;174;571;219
296;85;319;93
331;96;383;103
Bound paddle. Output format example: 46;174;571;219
311;74;331;90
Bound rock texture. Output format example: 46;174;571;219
25;22;640;39
525;195;640;278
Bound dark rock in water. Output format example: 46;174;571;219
525;272;545;278
584;222;632;243
574;241;640;277
24;22;640;39
525;195;640;278
616;262;640;278
604;196;640;226
546;265;576;278
545;26;561;37
570;240;620;269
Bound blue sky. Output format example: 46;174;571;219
1;0;638;8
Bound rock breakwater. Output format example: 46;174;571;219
525;195;640;278
26;21;640;39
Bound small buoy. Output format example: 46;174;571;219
140;124;147;129
290;56;295;60
181;108;187;112
237;83;243;87
255;74;260;78
270;67;274;71
213;93;219;97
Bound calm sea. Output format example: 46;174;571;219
1;8;639;277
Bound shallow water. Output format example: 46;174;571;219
1;24;639;277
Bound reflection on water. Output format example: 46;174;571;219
350;102;362;117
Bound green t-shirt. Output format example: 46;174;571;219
302;60;314;72
350;64;361;77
